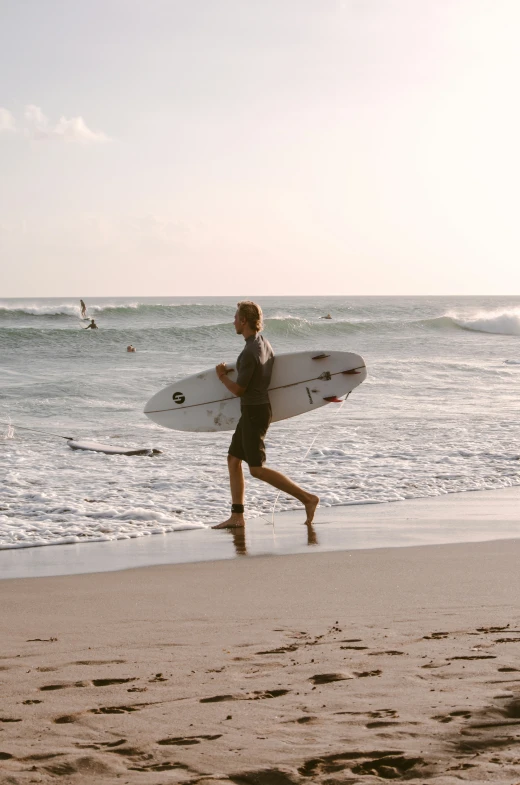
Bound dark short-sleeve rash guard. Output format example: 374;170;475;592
235;334;274;405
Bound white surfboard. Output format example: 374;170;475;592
144;350;366;432
67;440;161;456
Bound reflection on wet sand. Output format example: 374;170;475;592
306;523;318;546
213;521;320;557
231;527;247;556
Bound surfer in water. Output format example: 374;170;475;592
213;301;319;529
80;299;87;319
84;319;98;329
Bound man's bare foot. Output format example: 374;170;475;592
304;494;319;525
212;514;245;529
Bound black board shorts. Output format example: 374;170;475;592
228;403;272;467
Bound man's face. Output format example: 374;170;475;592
234;310;245;334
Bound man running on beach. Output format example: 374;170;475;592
213;301;319;529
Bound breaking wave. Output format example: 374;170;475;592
0;302;230;319
418;310;520;336
447;309;520;336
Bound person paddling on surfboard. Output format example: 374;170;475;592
212;301;319;529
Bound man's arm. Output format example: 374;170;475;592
216;364;246;397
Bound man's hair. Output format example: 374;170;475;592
237;301;263;332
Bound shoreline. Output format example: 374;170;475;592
1;485;519;580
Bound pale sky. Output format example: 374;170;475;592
1;0;519;296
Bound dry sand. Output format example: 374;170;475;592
2;536;520;784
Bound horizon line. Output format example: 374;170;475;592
2;294;520;300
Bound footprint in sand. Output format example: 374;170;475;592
310;673;353;685
296;749;415;778
351;754;427;778
368;650;405;656
432;710;472;724
289;716;318;724
92;678;137;687
449;655;496;661
256;645;299;655
40;677;136;690
229;766;299;784
200;689;289;703
76;739;126;750
40;682;90;691
157;734;222;746
90;703;149;715
494;637;520;643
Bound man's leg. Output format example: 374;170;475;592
249;465;319;524
212;455;246;529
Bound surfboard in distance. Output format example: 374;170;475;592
144;350;366;432
67;440;161;456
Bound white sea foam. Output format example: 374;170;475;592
449;309;520;336
0;301;140;318
0;303;82;317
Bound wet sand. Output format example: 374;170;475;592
1;490;520;783
1;486;519;580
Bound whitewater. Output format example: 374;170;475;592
1;295;519;551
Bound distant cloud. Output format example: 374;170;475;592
0;107;16;132
24;105;110;143
0;105;110;143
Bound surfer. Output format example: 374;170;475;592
320;313;332;319
84;319;98;329
213;301;319;529
80;299;87;318
127;345;136;352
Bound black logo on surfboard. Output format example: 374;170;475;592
172;391;185;404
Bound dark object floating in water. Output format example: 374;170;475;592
67;439;161;456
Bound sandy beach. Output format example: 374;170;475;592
2;491;520;784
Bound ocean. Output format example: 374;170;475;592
1;295;519;551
